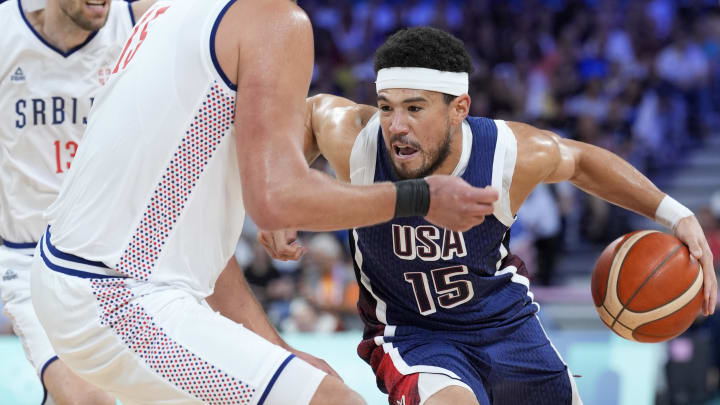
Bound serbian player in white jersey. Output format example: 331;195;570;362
28;0;498;404
0;0;162;404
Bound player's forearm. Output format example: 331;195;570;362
206;258;290;350
245;167;395;232
568;140;665;219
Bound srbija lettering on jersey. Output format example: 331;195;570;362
45;0;244;296
0;0;134;243
348;114;538;332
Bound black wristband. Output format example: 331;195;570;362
394;179;431;218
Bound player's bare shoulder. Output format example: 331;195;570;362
307;94;377;181
233;0;311;37
310;94;376;140
507;121;571;183
214;0;311;90
130;0;158;20
504;121;575;212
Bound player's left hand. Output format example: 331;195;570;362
257;229;307;261
289;348;343;380
675;215;717;316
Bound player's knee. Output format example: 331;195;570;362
424;385;479;405
309;375;367;405
345;390;366;405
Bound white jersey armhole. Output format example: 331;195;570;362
349;112;380;185
451;121;472;177
204;0;238;93
491;120;517;227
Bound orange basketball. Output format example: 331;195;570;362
591;230;703;343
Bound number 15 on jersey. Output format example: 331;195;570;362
404;265;475;316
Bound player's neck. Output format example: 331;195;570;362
429;124;464;177
27;7;94;53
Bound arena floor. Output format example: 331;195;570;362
0;328;666;405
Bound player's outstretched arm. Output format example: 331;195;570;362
217;1;496;233
508;122;716;315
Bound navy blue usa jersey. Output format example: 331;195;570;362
349;114;538;333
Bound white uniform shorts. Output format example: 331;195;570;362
31;231;326;405
0;242;58;404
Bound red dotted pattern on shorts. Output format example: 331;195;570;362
91;278;255;404
115;83;235;280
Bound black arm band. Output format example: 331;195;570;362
394;179;431;218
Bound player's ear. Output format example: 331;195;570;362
449;93;470;125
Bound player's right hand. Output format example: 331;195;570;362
424;175;498;232
257;229;307;261
674;215;717;316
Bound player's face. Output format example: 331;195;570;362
59;0;110;31
377;89;454;180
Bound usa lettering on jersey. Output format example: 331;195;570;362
392;224;467;261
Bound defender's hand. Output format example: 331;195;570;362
257;229;307;261
675;216;717;316
423;176;498;232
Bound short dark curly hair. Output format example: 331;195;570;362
374;27;473;103
374;27;473;74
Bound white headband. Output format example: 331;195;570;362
376;67;469;96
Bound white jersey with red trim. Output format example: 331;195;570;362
45;0;243;296
0;0;135;244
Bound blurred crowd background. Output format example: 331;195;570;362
2;0;720;403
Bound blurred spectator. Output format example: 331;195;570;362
516;184;564;286
662;319;714;405
241;237;303;327
703;190;720;270
297;234;359;331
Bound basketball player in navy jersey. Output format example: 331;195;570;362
260;27;717;405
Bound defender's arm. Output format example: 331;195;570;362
221;1;396;231
218;1;495;233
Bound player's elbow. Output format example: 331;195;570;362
244;190;294;231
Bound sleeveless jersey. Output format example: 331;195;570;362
45;0;243;296
0;0;134;244
349;114;538;332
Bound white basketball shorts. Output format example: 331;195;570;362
0;242;58;404
31;230;326;405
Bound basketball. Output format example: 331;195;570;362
591;230;704;343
